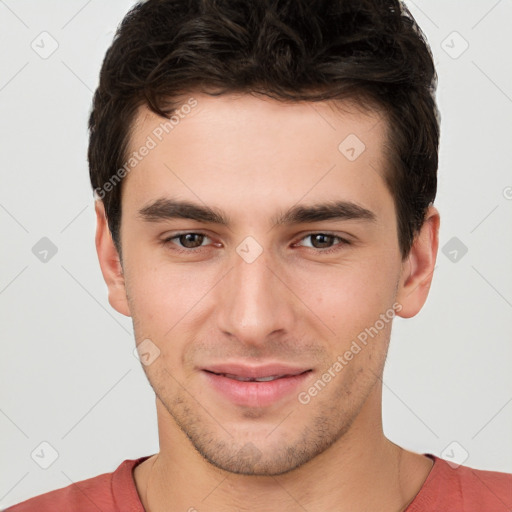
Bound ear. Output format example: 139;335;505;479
395;205;440;318
94;200;131;317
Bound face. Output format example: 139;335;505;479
96;92;437;476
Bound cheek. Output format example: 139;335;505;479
125;254;220;335
294;257;398;330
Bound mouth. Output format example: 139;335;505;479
204;370;309;382
201;364;313;407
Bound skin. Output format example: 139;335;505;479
95;92;440;511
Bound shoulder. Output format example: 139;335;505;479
408;454;512;512
3;457;148;512
451;460;512;508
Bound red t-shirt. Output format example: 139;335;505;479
4;454;512;511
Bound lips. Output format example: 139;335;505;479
202;363;310;379
206;371;306;383
218;373;290;382
201;363;312;407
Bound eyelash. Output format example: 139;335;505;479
161;232;351;255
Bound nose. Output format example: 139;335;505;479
215;247;297;347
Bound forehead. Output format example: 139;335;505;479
130;92;386;151
122;93;393;225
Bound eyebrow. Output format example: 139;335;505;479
137;198;377;226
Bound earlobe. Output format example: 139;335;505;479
94;200;131;317
395;205;440;319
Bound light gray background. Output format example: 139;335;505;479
1;0;511;508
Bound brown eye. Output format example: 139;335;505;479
162;232;212;252
295;233;350;253
177;233;206;248
309;234;336;249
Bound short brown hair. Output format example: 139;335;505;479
88;0;439;261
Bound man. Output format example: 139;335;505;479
6;0;511;511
